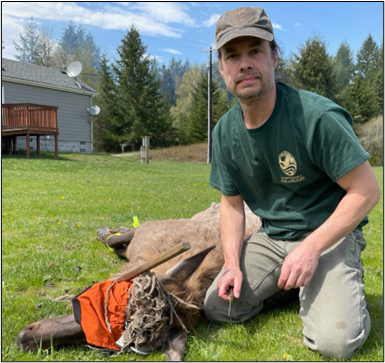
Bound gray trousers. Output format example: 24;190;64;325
204;229;370;359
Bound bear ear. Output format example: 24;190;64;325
162;327;187;361
162;245;216;282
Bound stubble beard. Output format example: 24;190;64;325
228;72;275;105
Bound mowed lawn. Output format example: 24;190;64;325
2;151;383;361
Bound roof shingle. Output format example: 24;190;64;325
1;58;97;94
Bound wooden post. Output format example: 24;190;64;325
54;134;58;160
7;138;12;155
26;132;30;158
36;135;40;156
12;136;17;153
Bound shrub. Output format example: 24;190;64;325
356;115;384;166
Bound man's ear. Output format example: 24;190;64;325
273;52;279;70
162;327;187;361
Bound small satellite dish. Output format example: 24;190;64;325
66;61;82;78
87;105;100;116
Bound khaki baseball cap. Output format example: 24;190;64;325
215;7;274;50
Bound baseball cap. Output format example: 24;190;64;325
215;7;274;50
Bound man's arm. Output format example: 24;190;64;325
217;194;246;300
278;161;380;290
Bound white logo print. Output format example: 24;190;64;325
278;151;305;183
278;151;297;176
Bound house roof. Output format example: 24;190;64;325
1;58;97;95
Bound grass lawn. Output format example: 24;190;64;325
1;150;383;361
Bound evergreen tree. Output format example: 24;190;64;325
170;64;203;143
333;41;355;91
355;34;378;83
373;39;383;112
59;21;78;54
14;16;40;63
291;35;336;100
158;57;190;107
189;71;230;144
345;73;380;121
189;72;210;143
112;26;172;150
53;22;100;89
93;55;119;151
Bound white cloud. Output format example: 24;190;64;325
293;23;302;27
1;15;25;60
162;48;183;55
202;14;221;28
272;23;286;31
129;2;195;26
1;2;189;38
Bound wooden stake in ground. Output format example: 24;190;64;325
115;242;191;282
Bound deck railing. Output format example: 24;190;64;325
2;103;58;131
2;103;59;159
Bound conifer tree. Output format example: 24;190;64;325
93;55;119;151
112;25;172;149
346;73;380;121
189;72;230;144
291;35;336;100
59;21;78;55
373;39;383;112
355;34;378;84
14;17;40;63
158;57;190;107
333;41;355;91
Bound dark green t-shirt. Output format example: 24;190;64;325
210;82;370;240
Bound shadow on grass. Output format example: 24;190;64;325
2;150;78;161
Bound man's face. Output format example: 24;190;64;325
218;36;278;101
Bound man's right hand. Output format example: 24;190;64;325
217;267;243;301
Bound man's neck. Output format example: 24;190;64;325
239;84;277;130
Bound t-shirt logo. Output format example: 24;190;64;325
278;151;297;176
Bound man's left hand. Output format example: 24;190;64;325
277;244;320;290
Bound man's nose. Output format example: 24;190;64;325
239;54;253;71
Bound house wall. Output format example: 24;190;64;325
2;81;93;153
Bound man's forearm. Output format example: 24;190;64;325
220;194;246;270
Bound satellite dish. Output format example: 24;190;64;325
87;105;100;116
66;61;82;77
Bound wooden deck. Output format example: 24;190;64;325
2;103;59;159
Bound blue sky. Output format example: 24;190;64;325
2;2;384;67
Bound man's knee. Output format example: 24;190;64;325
303;321;370;359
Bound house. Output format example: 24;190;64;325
2;58;98;154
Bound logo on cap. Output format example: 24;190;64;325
229;8;256;25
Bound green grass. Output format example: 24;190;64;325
2;151;383;361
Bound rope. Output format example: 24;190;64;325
104;280;117;334
103;271;202;354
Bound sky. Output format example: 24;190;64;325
2;2;384;68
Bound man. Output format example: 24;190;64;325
204;6;380;359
